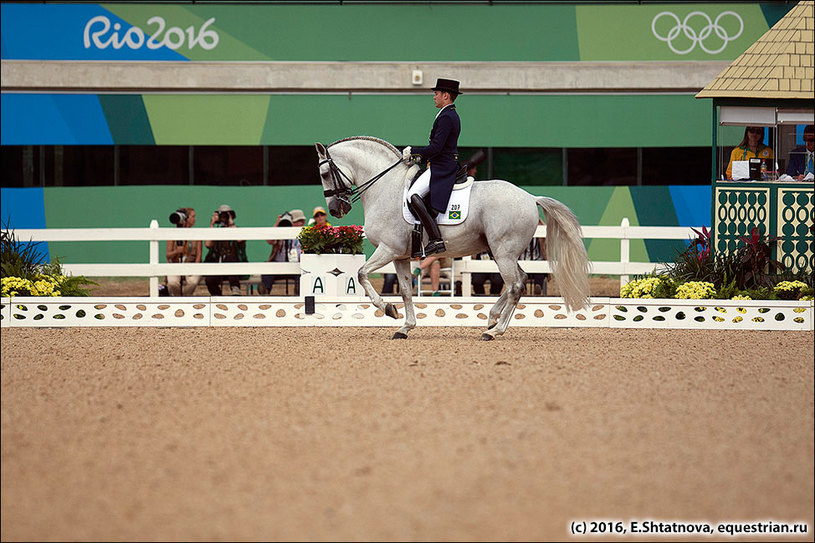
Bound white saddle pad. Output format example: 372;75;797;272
402;177;474;225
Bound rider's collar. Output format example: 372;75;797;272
435;103;454;120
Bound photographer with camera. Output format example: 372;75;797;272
165;207;203;296
204;204;247;296
258;208;306;295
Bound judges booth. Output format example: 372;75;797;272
713;104;814;273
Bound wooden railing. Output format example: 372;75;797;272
12;218;700;297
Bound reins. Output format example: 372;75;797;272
320;148;404;204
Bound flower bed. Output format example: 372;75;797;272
619;226;813;304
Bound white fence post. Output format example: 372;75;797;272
461;256;473;297
149;220;159;297
620;217;630;288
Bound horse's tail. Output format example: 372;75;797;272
535;196;591;311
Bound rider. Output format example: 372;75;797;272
403;78;462;257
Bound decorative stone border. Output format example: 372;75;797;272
2;297;812;331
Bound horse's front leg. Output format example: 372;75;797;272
390;259;417;339
357;245;401;319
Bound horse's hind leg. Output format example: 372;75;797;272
481;261;526;341
487;292;509;329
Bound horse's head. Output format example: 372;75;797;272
315;142;353;219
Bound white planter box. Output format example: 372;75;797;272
299;253;366;299
2;297;811;330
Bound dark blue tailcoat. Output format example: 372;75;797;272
786;146;813;177
413;104;461;212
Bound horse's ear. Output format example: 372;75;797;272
315;142;327;158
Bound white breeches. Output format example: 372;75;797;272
406;168;431;200
167;275;201;296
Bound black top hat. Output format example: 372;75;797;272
432;78;462;95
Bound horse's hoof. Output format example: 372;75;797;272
384;303;398;319
487;323;497;330
481;333;495;341
392;331;408;340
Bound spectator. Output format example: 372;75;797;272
725;126;774;180
417;255;454;296
381;272;399;295
166;207;202;296
259;209;305;295
307;206;332;227
786;125;814;180
471;251;504;296
204;204;246;296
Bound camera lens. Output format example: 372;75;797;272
218;211;230;223
169;211;186;225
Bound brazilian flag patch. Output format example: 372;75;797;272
448;210;461;220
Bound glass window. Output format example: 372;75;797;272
60;146;114;186
491;148;562;186
119;146;189;185
717;124;776;181
193;146;263;186
567;148;637;186
641;147;711;185
1;146;33;187
778;123;814;179
267;146;321;186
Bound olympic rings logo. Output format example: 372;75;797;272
651;11;743;55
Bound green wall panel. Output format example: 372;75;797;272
260;94;709;149
98;95;155;145
106;4;580;62
142;95;271;145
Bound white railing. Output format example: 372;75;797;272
11;218;700;297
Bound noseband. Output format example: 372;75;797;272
319;148;405;205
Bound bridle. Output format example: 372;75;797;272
319;147;405;205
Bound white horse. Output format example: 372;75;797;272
315;136;590;340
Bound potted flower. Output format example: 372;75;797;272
298;224;364;255
297;224;366;298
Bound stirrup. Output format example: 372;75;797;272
424;238;446;256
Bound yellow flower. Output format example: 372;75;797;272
620;277;663;298
2;275;63;297
675;281;715;299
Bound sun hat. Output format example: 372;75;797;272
217;204;236;218
289;209;306;223
312;206;327;217
432;78;462;95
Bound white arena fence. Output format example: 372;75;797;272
11;217;694;297
3;218;812;331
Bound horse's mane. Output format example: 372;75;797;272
328;136;401;158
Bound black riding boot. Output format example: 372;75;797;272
409;194;445;256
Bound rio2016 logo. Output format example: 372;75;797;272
651;11;743;55
83;15;219;50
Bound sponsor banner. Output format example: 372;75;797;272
1;3;786;62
